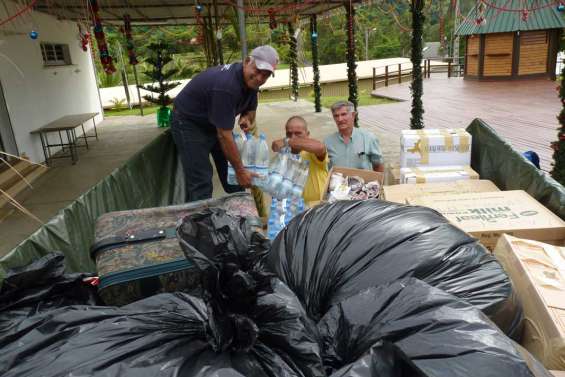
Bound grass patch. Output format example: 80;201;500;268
105;105;160;117
304;90;397;108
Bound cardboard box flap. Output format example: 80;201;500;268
509;238;565;311
383;180;499;204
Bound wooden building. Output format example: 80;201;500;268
456;1;565;80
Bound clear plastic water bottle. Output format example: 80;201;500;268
241;133;256;175
254;133;270;189
269;152;291;199
291;160;310;198
228;132;244;185
268;198;286;240
279;158;298;199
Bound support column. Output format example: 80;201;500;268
310;15;321;112
288;22;299;101
410;0;425;130
345;2;358;127
237;0;247;60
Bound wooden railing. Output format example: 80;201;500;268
372;58;465;90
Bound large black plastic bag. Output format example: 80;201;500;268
329;341;428;377
320;279;550;377
0;252;100;335
0;210;325;377
0;288;322;377
176;208;324;376
266;200;521;337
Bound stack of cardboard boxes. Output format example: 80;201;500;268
399;128;478;184
382;129;565;372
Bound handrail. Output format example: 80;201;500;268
372;58;465;89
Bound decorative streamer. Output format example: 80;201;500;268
122;14;138;65
89;0;116;74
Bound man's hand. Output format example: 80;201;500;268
271;138;286;152
238;114;252;133
235;167;256;188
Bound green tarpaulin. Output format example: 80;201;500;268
0;130;185;282
467;118;565;219
2;119;564;284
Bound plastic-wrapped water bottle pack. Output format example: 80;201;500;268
229;133;310;201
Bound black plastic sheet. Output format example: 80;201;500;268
266;200;522;338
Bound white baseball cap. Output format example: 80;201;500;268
250;45;279;74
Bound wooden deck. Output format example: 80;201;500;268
364;76;560;171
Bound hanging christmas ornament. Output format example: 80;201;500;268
89;0;116;74
122;14;138;65
194;5;205;44
475;0;486;26
29;30;38;39
268;8;277;30
77;24;90;52
521;8;529;22
311;31;318;40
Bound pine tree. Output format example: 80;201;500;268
410;0;425;129
551;63;565;185
140;42;180;126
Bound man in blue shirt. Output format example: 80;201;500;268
171;45;279;202
324;100;384;172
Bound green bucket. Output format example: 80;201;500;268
157;106;172;128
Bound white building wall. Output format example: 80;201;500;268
0;1;103;163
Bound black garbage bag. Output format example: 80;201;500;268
266;200;521;338
329;341;428;377
320;279;550;377
0;252;100;335
0;209;325;377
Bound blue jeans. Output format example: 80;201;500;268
171;116;242;202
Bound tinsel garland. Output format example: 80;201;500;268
410;0;425;130
551;62;565;184
345;2;358;127
288;22;299;101
89;0;116;74
122;14;138;65
310;15;321;113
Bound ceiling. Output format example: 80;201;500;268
33;0;364;26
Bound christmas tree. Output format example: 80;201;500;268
551;63;565;185
140;42;180;127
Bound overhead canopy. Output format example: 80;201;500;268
456;0;565;36
34;0;362;26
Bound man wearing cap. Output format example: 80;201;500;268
171;45;279;202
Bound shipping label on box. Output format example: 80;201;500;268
400;165;479;184
410;190;565;249
400;128;472;168
383;179;499;204
494;235;565;370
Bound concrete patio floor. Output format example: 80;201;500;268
0;99;398;257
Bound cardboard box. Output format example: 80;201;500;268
324;166;384;200
410;190;565;250
385;164;400;185
494;235;565;370
383;179;499;204
400;165;479;184
400;128;472;168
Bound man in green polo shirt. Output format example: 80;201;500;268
324;100;384;172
